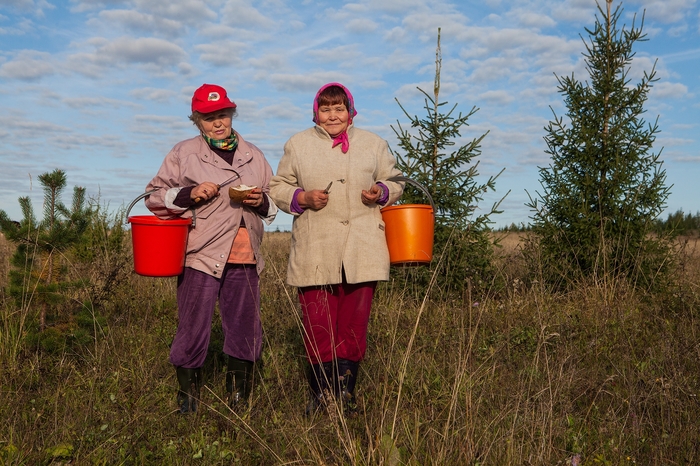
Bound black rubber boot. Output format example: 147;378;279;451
336;358;360;417
176;366;201;414
225;356;254;408
305;361;333;416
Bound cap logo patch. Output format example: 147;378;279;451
207;92;220;101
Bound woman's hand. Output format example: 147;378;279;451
361;184;383;205
191;182;220;203
243;188;264;208
297;189;329;210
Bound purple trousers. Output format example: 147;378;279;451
298;281;377;365
170;264;262;368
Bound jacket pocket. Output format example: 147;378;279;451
192;196;225;220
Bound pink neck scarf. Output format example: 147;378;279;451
331;132;350;153
313;82;357;154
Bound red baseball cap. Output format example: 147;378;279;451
191;84;237;114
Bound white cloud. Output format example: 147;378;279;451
346;18;378;34
249;53;289;71
661;47;700;64
667;23;689;37
130;87;178;102
195;41;248;66
550;0;597;23
3;0;36;8
267;72;346;93
384;26;408;43
99;37;187;65
506;9;557;29
651;81;689;100
630;0;696;23
468;54;528;84
62;96;140;109
133;0;217;24
378;48;426;73
66;36;188;77
131;114;189;132
256;102;305;121
94;9;184;37
0;50;54;80
402;12;472;42
69;0;130;14
2;0;54;16
478;90;515;105
220;0;276;29
357;0;430;15
308;45;364;65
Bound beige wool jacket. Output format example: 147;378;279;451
270;125;403;287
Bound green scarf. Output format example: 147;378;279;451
202;131;239;151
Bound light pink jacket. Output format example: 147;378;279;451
145;133;276;277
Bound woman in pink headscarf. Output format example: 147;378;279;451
270;83;403;416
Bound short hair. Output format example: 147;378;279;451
316;85;349;110
188;108;237;128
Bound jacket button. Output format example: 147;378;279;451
215;264;220;268
342;220;349;225
220;254;225;258
213;271;218;275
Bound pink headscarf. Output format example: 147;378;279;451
312;82;357;153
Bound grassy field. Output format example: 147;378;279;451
1;230;699;465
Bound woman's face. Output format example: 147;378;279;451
198;110;233;140
317;103;349;137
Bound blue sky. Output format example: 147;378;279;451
1;0;698;230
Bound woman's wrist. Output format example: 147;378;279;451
376;182;389;205
291;188;305;214
174;186;196;207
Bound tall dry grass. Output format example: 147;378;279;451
0;231;699;464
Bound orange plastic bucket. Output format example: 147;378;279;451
382;204;434;265
128;215;191;277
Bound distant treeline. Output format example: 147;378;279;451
653;209;700;235
494;210;700;235
495;222;532;232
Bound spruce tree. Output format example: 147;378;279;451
391;29;505;297
0;169;92;331
526;1;671;290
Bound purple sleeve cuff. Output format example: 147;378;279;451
174;186;196;208
255;193;270;216
290;188;305;214
377;182;389;205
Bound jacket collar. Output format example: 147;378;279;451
313;123;355;140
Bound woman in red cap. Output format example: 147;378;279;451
145;84;277;413
270;83;403;416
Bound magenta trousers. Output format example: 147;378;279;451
170;264;261;368
298;281;377;365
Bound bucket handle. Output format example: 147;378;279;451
125;189;197;228
386;175;436;214
126;190;156;218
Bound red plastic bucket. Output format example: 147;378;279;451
127;215;191;277
382;204;434;266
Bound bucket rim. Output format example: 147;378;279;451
381;203;434;212
127;215;192;226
